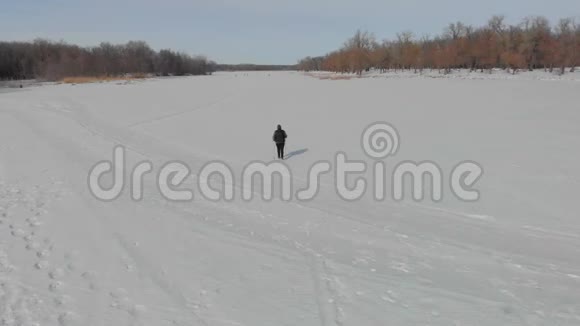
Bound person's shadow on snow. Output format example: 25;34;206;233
284;148;308;160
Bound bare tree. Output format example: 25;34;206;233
555;18;576;74
343;30;376;75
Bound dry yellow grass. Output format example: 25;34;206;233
61;74;148;84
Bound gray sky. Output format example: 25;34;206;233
1;0;579;64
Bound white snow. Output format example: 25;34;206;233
1;71;580;325
309;68;580;82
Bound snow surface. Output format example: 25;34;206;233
1;71;580;325
309;68;580;82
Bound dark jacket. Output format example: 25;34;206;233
273;128;287;144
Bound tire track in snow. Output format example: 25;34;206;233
307;253;346;326
126;92;240;129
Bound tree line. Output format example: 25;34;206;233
0;39;215;80
298;16;580;75
215;64;296;71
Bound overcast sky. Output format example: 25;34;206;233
1;0;579;64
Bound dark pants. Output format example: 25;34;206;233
276;143;285;159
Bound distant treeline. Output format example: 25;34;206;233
0;39;215;81
298;16;580;75
215;64;296;71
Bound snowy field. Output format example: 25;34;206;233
1;71;580;325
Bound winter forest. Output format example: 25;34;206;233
0;40;215;80
298;15;580;75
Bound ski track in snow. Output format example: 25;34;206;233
1;71;580;325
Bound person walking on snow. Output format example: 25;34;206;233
273;124;287;159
